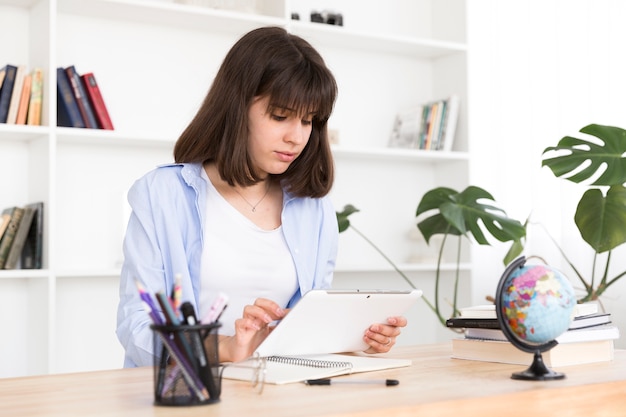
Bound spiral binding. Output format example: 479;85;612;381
267;356;352;369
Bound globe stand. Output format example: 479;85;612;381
511;350;565;381
495;256;575;382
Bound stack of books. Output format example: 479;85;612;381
0;64;44;126
56;65;114;130
447;303;619;367
388;94;460;151
0;203;44;270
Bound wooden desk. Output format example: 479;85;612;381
1;343;625;417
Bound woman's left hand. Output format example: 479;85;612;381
363;316;407;354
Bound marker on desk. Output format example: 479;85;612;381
305;379;400;386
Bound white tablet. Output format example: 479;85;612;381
254;289;423;357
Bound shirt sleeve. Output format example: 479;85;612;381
116;176;166;367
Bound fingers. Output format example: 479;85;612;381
241;298;286;330
363;316;407;354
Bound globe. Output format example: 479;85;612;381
495;256;577;380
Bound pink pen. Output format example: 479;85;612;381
202;292;229;324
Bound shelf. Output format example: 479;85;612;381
0;124;50;142
55;128;175;148
58;0;285;33
288;20;466;58
331;144;469;162
0;269;49;279
55;268;121;278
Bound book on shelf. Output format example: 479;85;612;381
20;202;44;269
222;353;412;385
57;67;85;128
0;64;18;124
27;68;43;126
3;206;36;270
388;95;460;151
15;72;33;125
451;336;616;367
65;65;98;129
5;65;26;124
0;210;11;241
0;207;25;269
439;94;460;152
81;72;114;130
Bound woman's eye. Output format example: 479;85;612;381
271;114;287;121
301;119;313;126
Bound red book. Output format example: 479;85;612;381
80;72;114;130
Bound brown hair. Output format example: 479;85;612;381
173;26;337;198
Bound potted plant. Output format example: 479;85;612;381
536;123;626;302
337;186;526;327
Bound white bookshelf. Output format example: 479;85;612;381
0;0;468;376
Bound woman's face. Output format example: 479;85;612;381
247;96;314;177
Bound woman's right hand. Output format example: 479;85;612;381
217;298;287;362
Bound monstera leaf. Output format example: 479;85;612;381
575;186;626;253
542;124;626;186
416;186;525;245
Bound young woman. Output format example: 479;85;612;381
116;26;407;367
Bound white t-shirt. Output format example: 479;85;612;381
199;171;298;336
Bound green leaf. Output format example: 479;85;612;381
416;186;526;245
542;124;626;186
336;204;360;233
575;185;626;253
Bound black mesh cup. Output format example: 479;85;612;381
151;322;222;406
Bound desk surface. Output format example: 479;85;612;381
2;343;625;417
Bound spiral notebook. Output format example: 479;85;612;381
221;289;421;384
222;352;412;385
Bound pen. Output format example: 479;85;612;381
305;379;400;386
179;301;219;397
202;292;229;323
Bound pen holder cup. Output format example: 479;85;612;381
151;322;222;406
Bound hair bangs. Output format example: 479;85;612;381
262;61;336;123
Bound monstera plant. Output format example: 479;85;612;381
337;186;526;327
539;123;626;302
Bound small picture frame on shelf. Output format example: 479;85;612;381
388;106;423;149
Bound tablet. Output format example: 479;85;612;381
254;289;423;357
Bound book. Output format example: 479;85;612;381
447;311;611;332
0;64;18;123
5;65;26;124
20;202;44;269
465;323;620;344
3;206;36;269
57;67;85;128
27;68;43;126
455;302;598;320
222;353;412;385
440;94;460;152
451;337;615;367
65;65;98;128
0;207;25;269
0;210;11;241
81;72;114;130
15;72;32;125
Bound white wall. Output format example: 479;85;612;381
467;0;626;348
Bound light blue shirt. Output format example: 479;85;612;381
116;162;338;367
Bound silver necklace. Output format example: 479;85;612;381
233;181;271;212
